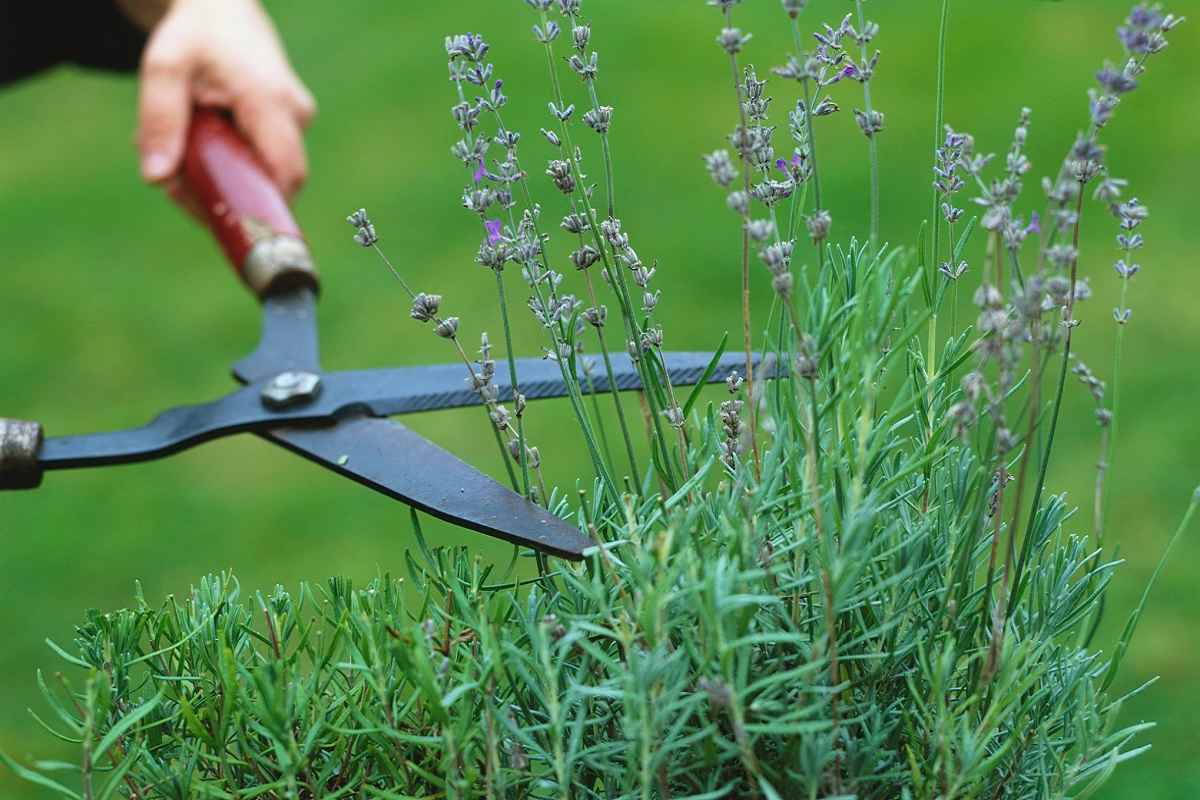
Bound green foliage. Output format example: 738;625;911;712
6;241;1195;798
4;1;1196;798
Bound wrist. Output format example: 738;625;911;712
119;0;259;31
114;0;172;31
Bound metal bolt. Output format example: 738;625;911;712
261;371;322;409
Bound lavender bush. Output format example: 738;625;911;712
4;2;1195;798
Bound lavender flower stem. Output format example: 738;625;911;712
493;268;533;500
651;347;691;480
725;5;761;480
370;244;417;300
926;0;950;392
949;216;959;333
449;333;522;491
791;19;822;215
766;205;804;337
1009;186;1087;619
580;360;616;471
490;417;521;491
485;109;622;500
582;270;642;481
922;0;951;501
538;21;638;342
536;12;675;488
454;75;534;499
799;78;825;275
586;82;617;219
1102;277;1130;534
365;240;519;488
855;0;880;250
930;0;949;279
786;182;811;270
1100;246;1134;542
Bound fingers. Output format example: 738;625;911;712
137;45;193;183
291;81;318;129
233;87;312;199
162;175;207;222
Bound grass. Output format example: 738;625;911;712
0;1;1196;796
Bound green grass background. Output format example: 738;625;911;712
1;1;1196;796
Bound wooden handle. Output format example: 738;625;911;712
181;108;318;298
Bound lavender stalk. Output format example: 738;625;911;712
850;0;882;250
714;0;762;479
535;4;679;489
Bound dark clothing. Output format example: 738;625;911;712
1;1;146;86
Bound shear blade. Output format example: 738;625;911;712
259;414;593;560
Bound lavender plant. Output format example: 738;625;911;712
5;3;1195;798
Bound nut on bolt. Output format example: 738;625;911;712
261;371;322;409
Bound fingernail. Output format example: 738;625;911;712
142;152;173;181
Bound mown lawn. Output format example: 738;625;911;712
0;1;1196;796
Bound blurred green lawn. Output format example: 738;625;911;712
1;1;1196;796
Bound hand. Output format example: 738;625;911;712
136;0;316;207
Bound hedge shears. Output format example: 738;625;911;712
0;110;747;559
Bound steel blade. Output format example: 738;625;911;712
232;287;320;383
321;350;768;417
38;377;333;470
35;351;778;472
258;415;594;559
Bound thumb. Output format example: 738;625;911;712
137;50;192;182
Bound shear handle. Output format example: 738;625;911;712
182;108;319;299
0;418;43;490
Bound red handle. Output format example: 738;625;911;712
182;108;318;298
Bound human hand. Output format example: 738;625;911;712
136;0;316;208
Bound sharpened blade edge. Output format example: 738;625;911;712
258;415;595;559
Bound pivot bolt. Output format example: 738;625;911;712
261;371;322;409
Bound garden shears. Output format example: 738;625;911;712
0;109;747;560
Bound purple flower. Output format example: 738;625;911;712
472;159;487;184
841;63;860;81
1026;212;1041;235
1096;64;1138;94
485;218;503;245
489;79;506;108
1128;4;1164;29
775;153;803;176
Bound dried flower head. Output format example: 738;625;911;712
726;190;750;216
781;0;806;19
745;219;775;242
570;245;601;270
444;32;489;62
410;293;442;323
347;208;379;247
704;150;739;188
434;317;460;339
717;27;752;55
571;23;591;51
546;159;576;194
584;105;613;134
806;210;832;243
582;305;607;327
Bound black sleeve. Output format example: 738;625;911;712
1;1;148;86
